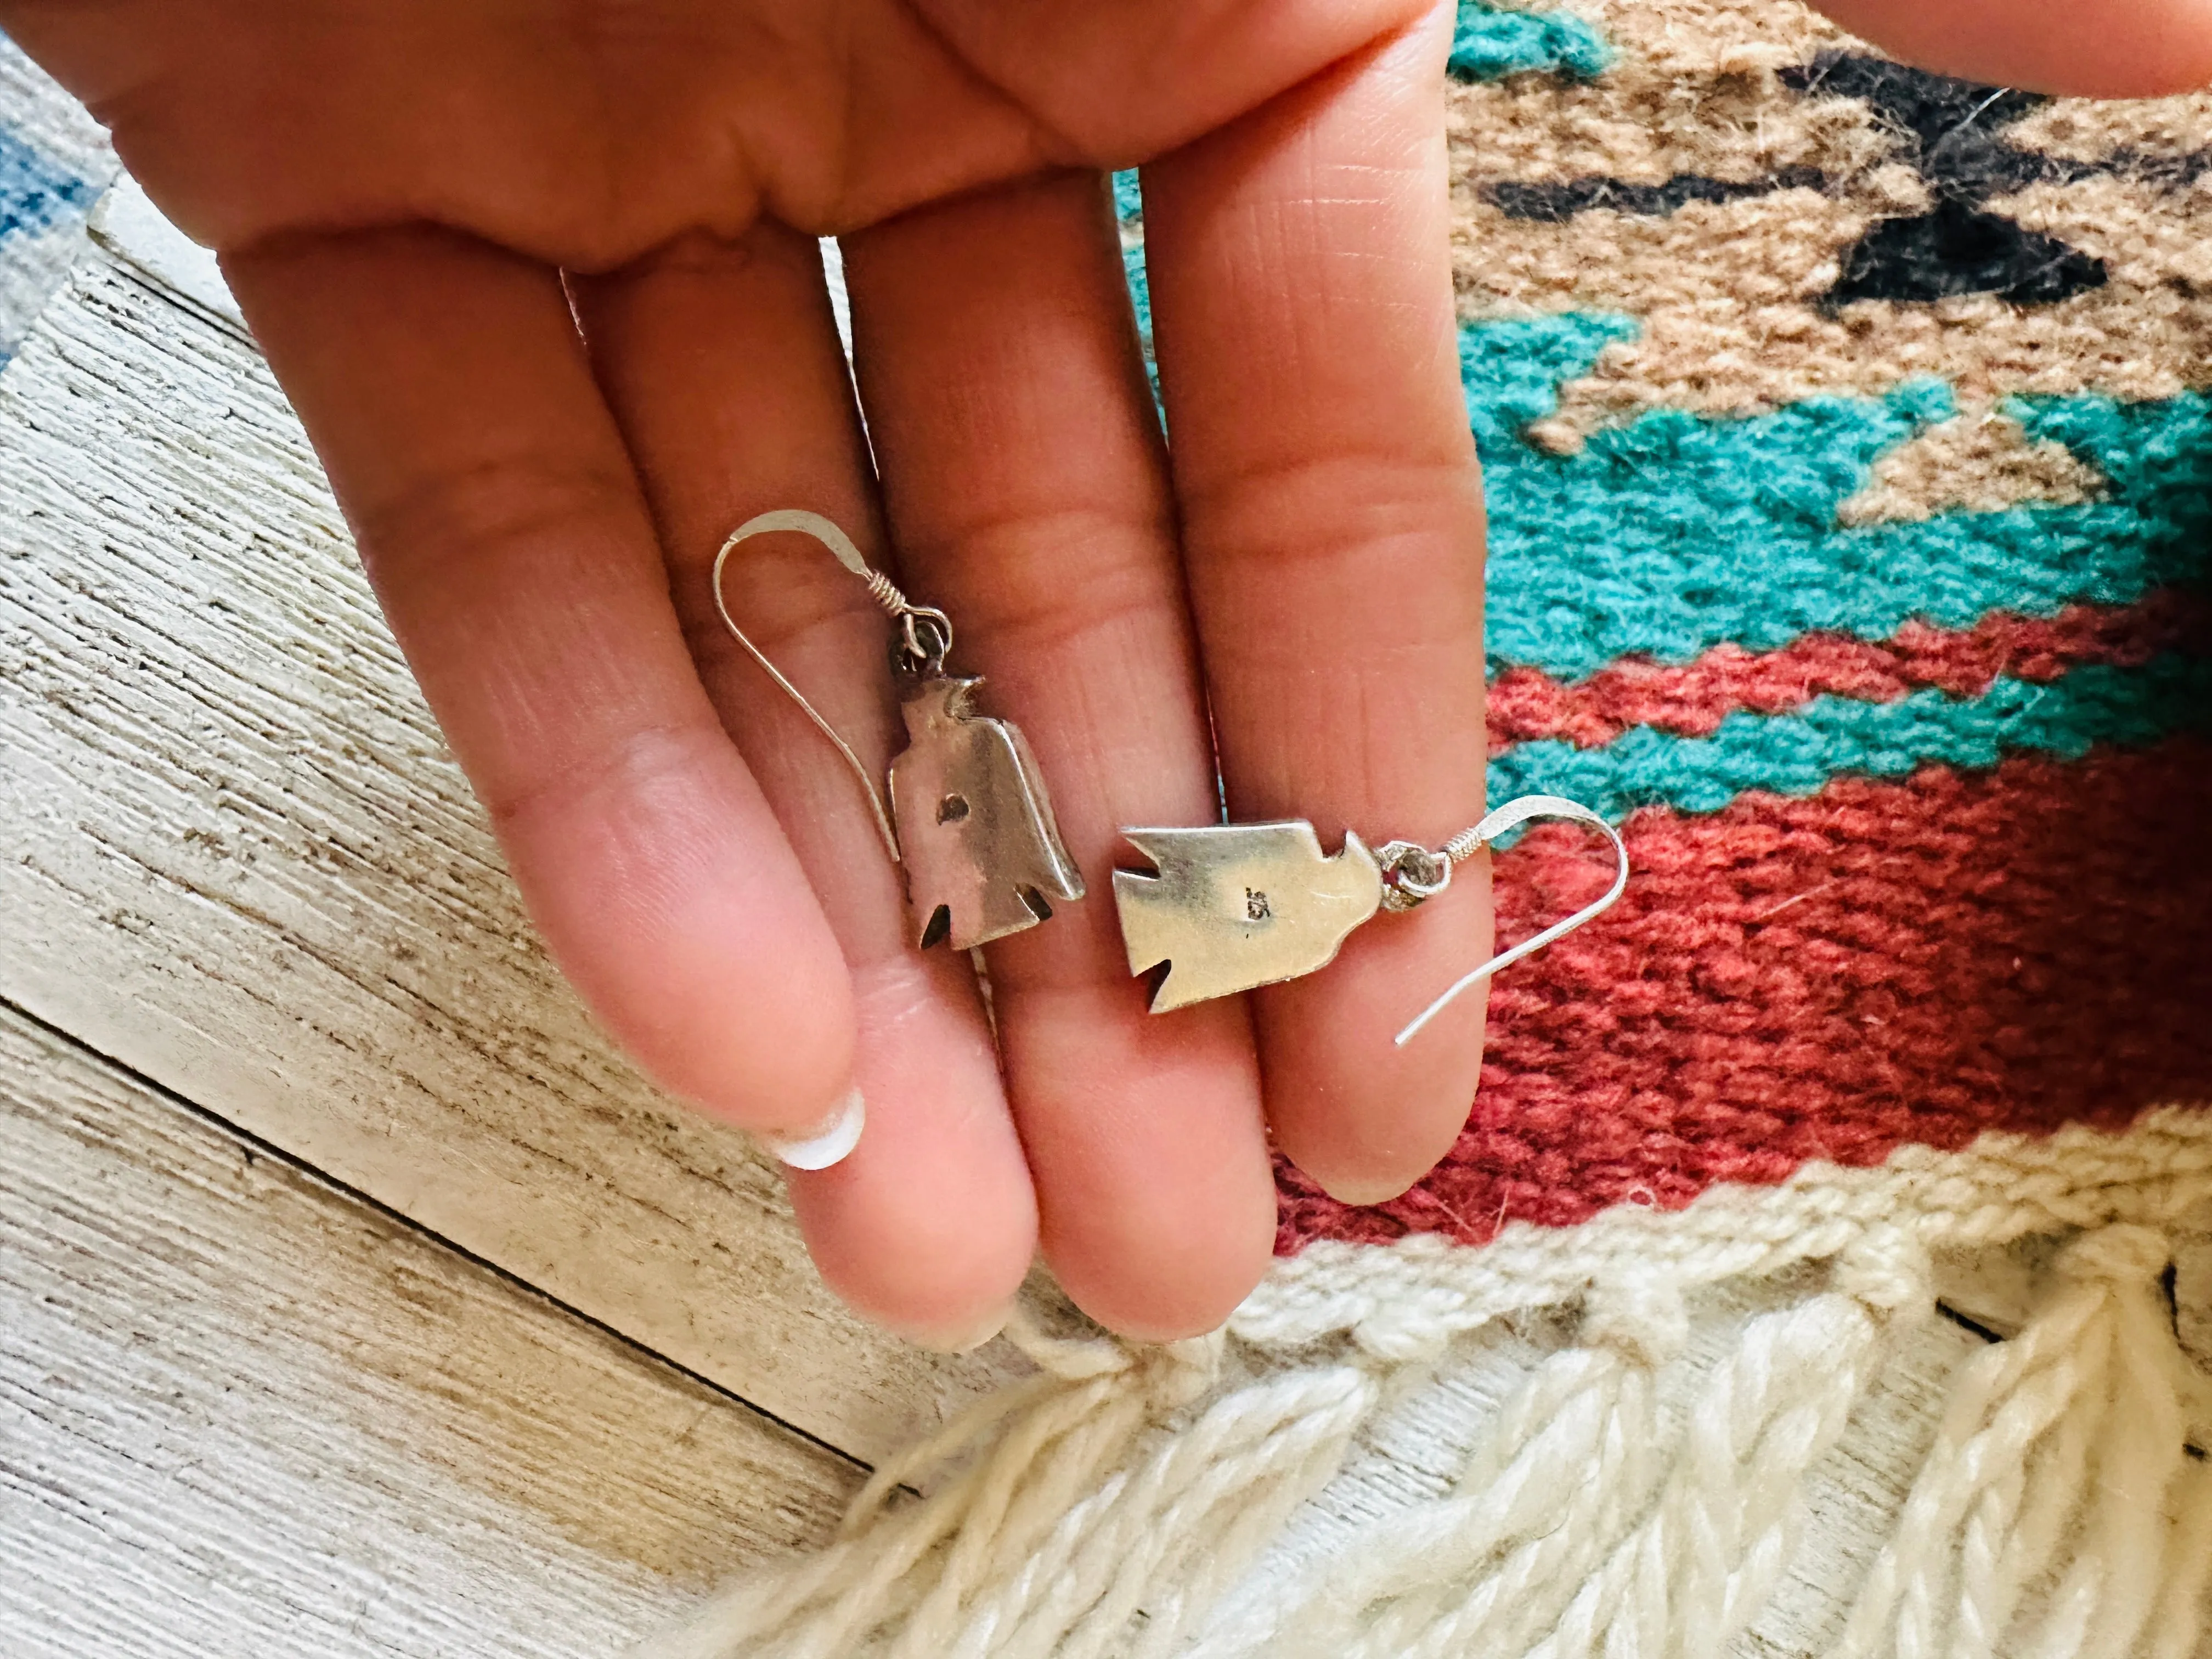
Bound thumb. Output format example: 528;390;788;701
1806;0;2212;97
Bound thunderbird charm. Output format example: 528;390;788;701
890;675;1085;951
1113;822;1385;1012
1111;794;1632;1045
710;507;1087;962
712;512;1634;1057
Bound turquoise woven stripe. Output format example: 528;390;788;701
1450;0;1613;80
1487;655;2212;821
1111;170;1143;224
1110;168;1156;393
1471;314;2212;682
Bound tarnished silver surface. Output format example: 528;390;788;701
1113;822;1384;1012
889;675;1085;951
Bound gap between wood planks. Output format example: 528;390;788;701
0;992;862;1657
0;986;870;1477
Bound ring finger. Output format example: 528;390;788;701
1141;8;1493;1203
572;224;1038;1351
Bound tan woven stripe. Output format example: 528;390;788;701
2007;95;2212;165
1452;183;1894;313
1453;182;2212;443
1833;403;2104;527
1444;71;1884;188
1450;0;2212;439
1997;173;2212;290
1583;0;1856;74
1536;289;2212;445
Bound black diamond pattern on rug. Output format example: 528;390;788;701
1471;50;2212;309
1778;53;2108;307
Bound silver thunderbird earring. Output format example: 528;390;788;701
714;509;1084;951
1113;793;1627;1046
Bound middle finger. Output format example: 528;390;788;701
842;171;1278;1340
574;225;1038;1350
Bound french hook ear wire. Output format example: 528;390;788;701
1393;794;1630;1047
710;509;903;865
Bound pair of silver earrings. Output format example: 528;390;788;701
714;511;1626;1046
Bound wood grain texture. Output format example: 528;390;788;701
0;1000;855;1658
87;176;240;336
0;40;112;181
0;247;1018;1462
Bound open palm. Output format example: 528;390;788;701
7;0;2205;1346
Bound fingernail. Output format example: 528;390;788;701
759;1086;865;1170
899;1300;1017;1355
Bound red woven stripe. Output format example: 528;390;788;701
1487;590;2211;752
1277;739;2212;1253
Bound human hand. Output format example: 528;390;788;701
5;0;2204;1351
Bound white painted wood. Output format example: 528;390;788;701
87;175;242;334
0;247;1018;1463
0;216;91;360
0;1000;855;1658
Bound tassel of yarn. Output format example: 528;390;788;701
1529;1232;1927;1658
637;1216;2212;1658
1190;1231;1926;1659
1826;1224;2212;1659
630;1308;1380;1659
1186;1274;1675;1659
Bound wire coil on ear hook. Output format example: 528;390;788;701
1388;794;1628;1045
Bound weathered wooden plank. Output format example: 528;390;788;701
0;39;112;184
0;247;1015;1462
0;998;855;1658
86;175;240;336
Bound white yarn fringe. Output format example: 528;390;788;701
634;1113;2212;1659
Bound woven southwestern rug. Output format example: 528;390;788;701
642;1;2212;1654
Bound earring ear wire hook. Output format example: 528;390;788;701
1392;794;1629;1046
709;508;929;866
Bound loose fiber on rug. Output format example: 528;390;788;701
637;2;2212;1655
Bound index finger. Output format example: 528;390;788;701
222;227;862;1148
1139;6;1491;1203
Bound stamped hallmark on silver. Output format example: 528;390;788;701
1113;822;1383;1013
